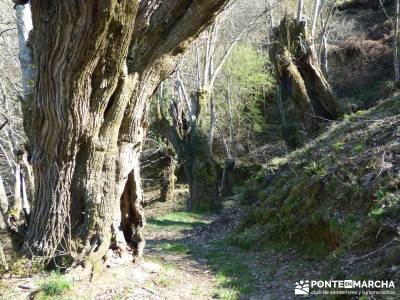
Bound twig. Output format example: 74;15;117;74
0;119;8;131
0;27;16;38
349;239;397;263
141;286;159;296
288;164;299;178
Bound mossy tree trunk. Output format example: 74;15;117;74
22;0;228;264
269;17;343;133
185;89;219;210
220;158;235;197
153;88;219;211
160;145;177;202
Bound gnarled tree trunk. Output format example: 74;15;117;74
269;17;343;133
21;0;228;265
185;90;219;210
154;84;219;211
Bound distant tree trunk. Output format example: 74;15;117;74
0;241;7;272
311;0;320;42
269;17;343;132
220;157;235;197
185;90;219;210
155;14;262;209
160;146;177;202
15;148;34;211
219;87;235;197
12;164;22;215
154;77;219;211
321;35;328;74
296;0;304;23
20;0;228;264
16;3;35;141
0;175;9;272
16;3;33;99
0;175;8;229
221;162;235;197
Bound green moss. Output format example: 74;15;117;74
10;257;45;276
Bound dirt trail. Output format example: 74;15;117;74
143;221;220;299
0;190;221;300
0;191;324;300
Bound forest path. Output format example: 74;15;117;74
137;189;329;300
1;188;325;300
142;211;219;299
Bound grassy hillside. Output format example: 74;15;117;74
231;97;400;279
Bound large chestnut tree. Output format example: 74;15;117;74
17;0;228;265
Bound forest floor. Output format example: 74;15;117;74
1;185;331;300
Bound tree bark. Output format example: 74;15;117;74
22;0;228;264
160;146;177;202
321;35;328;74
23;0;140;261
0;175;8;230
185;90;219;211
154;81;219;211
269;17;343;132
221;159;235;197
0;176;9;272
296;0;304;23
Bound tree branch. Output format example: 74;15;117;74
0;112;9;131
0;28;16;38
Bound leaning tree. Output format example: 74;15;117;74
269;13;343;133
14;0;229;267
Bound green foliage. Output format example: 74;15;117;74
224;44;273;95
37;272;72;299
215;43;275;138
369;186;400;222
